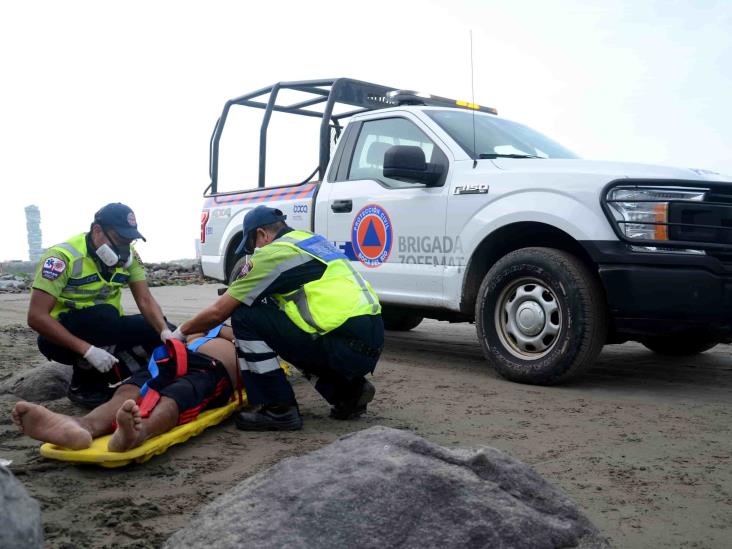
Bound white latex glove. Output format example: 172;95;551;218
160;328;173;343
169;328;186;343
83;345;119;373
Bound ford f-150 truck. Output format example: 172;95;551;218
200;78;732;385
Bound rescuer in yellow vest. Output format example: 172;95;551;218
172;206;384;430
28;203;174;408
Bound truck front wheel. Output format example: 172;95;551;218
476;247;607;385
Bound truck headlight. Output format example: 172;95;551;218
606;187;707;241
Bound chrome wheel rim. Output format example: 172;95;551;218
495;277;562;360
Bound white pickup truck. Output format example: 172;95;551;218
200;78;732;385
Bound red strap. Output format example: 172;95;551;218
166;338;188;378
137;389;161;419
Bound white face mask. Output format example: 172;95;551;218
96;244;134;269
95;243;120;267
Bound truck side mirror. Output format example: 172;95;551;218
383;145;443;186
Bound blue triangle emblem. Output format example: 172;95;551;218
362;219;382;247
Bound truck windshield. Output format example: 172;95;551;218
426;110;579;160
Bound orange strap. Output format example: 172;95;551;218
137;389;161;419
167;338;188;378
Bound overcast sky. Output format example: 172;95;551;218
1;0;730;262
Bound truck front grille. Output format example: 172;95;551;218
668;201;732;245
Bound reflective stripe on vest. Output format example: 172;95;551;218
241;253;313;307
55;242;84;277
342;259;379;314
280;287;322;333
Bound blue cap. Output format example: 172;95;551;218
234;206;287;255
93;203;146;241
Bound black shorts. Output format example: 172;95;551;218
124;350;232;424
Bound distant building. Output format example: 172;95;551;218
25;205;43;262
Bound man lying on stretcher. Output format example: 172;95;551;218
11;327;238;452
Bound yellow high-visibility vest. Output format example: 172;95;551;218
34;233;143;319
271;230;381;335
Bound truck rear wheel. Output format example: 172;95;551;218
382;309;423;331
476;247;607;385
641;336;717;356
228;256;249;285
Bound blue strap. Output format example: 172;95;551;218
186;324;224;352
296;235;348;262
139;345;169;397
139;325;225;396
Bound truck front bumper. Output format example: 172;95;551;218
582;241;732;339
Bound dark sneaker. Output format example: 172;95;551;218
67;384;114;409
330;380;375;420
234;405;303;431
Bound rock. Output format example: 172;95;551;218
0;466;43;548
0;362;72;401
0;278;28;292
165;426;609;549
0;270;31;294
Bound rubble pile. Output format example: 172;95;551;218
0;273;31;293
0;260;214;293
145;261;212;287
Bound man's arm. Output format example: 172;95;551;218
178;293;240;337
129;280;169;334
27;289;91;356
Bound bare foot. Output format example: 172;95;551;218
11;401;92;450
108;399;143;452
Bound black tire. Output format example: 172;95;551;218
382;309;424;331
476;247;607;385
641;336;717;356
228;256;249;285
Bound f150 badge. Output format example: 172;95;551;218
454;184;489;195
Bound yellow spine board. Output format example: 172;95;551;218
40;401;241;468
39;360;291;468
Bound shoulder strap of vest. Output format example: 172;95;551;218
51;235;86;277
274;233;347;264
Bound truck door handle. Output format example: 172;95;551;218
331;199;352;213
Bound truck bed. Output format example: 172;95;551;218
200;182;320;281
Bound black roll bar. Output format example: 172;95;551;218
207;78;399;194
206;77;498;195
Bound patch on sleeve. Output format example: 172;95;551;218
133;249;143;264
236;260;254;280
41;257;67;280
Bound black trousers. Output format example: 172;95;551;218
37;304;163;390
232;303;384;408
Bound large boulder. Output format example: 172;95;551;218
166;426;608;549
0;362;71;401
0;466;43;548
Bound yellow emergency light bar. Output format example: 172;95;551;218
456;100;479;109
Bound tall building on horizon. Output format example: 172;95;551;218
25;205;43;262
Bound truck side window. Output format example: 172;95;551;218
347;118;445;187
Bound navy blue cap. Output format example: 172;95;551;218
234;206;287;255
94;203;146;241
